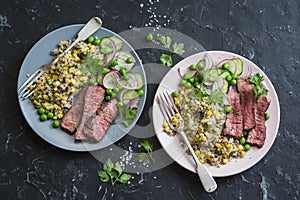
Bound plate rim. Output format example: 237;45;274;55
17;24;147;152
153;50;280;177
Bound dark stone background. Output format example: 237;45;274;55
0;0;299;199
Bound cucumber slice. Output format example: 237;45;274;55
100;36;123;54
131;72;144;89
227;60;236;74
232;58;243;76
122;90;139;100
221;71;231;79
217;76;229;94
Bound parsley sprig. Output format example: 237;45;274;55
249;73;268;98
98;159;131;185
147;34;185;67
136;139;155;165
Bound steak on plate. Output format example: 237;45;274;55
223;89;243;138
237;78;256;130
83;99;118;142
74;86;105;140
60;87;88;134
246;95;270;147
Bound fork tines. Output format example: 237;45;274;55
18;70;43;99
157;91;179;121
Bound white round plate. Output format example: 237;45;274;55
17;24;147;151
153;51;280;177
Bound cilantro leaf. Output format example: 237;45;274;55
157;35;172;49
136;152;150;165
172;42;185;55
159;54;173;67
113;162;123;177
140;139;153;153
103;159;114;172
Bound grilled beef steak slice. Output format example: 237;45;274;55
223;89;243;138
83;99;118;142
247;95;270;147
237;78;256;130
60;87;87;134
75;86;105;140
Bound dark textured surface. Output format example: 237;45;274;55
1;0;299;199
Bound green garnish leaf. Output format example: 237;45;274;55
172;42;185;55
159;53;173;67
249;73;268;98
157;35;172;49
136;152;150;165
139;139;153;153
81;53;103;76
98;170;110;182
98;159;132;185
118;174;132;184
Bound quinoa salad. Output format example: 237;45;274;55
162;55;270;167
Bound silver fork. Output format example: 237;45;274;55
18;17;103;99
157;91;217;193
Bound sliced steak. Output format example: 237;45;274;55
223;89;243;138
83;99;118;142
75;86;105;140
60;87;88;134
247;95;270;147
237;78;256;130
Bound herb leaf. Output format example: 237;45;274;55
249;73;268;98
98;170;110;182
157;35;172;49
136;152;150;165
118;174;132;184
159;54;173;67
136;139;155;165
140;139;153;153
113;162;123;177
172;42;185;55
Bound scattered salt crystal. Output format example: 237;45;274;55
153;176;157;179
140;3;144;8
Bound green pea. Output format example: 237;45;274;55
103;68;110;74
118;101;125;107
89;78;96;85
230;79;237;85
40;114;47;121
185;82;192;88
106;88;113;96
53;120;60;128
114;87;120;93
194;81;200;87
119;68;127;76
188;78;195;84
105;95;111;101
137;89;144;97
243;130;248;137
111;59;118;66
123;74;130;80
172;91;179;97
244;144;251;151
197;60;205;70
87;36;94;43
111;92;117;98
226;75;232;81
180;80;187;86
47;112;54;119
239;137;246;145
129;108;137;116
146;33;153;42
222;62;229;70
38;107;45;115
183;73;190;80
231;74;238;79
225;105;232;113
265;113;270;120
189;64;196;70
93;38;101;45
126;57;133;63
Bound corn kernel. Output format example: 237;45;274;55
195;134;200;139
53;104;58;109
215;143;222;148
238;145;244;151
58;113;63;119
65;79;71;84
53;116;57;120
222;158;229;164
164;126;170;132
195;150;200;155
199;159;204;164
170;117;177;123
225;143;231;148
54;93;59;97
43;95;48;100
62;70;67;75
163;123;169;128
241;151;246;157
175;113;180;118
33;99;38;105
71;79;77;85
206;110;212;116
184;105;188;110
201;136;207;142
28;85;35;90
68;67;73;73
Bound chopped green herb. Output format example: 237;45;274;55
98;159;132;185
249;73;268;98
136;139;155;165
159;54;173;67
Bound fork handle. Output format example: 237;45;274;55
179;130;217;193
51;17;102;65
